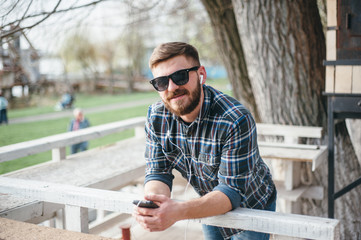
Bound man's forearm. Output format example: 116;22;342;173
144;181;232;219
144;180;171;198
135;184;233;232
178;190;232;220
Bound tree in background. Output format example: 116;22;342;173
201;0;361;238
59;31;99;92
200;0;259;121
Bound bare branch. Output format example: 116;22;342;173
16;0;34;28
1;0;109;39
0;0;20;19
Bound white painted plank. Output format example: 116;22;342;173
258;141;320;150
274;181;323;201
335;66;352;93
256;124;323;139
65;205;89;233
193;208;339;240
0;117;146;163
259;145;323;162
52;147;66;162
0;177;139;214
326;30;337;60
312;145;328;171
0;200;43;221
327;0;337;27
274;181;308;202
259;144;327;171
0;177;339;240
303;186;324;200
325;65;335;93
284;162;301;191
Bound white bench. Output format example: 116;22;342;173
256;123;327;213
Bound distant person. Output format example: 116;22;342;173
0;92;8;125
61;92;75;109
68;108;90;154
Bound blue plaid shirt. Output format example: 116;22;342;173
145;85;276;239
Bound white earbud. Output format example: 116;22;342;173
200;75;203;84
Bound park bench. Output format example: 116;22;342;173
256;123;327;213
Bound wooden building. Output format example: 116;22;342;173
324;0;361;219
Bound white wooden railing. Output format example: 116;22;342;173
0;116;146;163
0;177;340;240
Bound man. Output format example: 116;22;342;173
68;108;90;154
133;42;276;240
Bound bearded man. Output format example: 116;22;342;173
133;42;276;240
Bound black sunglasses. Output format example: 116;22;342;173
150;66;200;91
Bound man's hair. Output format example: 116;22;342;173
149;42;200;69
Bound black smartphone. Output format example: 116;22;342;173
133;200;159;208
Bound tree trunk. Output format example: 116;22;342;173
200;0;260;121
202;0;361;238
232;0;326;125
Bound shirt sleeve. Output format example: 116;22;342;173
216;113;259;208
144;107;174;190
213;183;242;210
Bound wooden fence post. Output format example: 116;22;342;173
52;147;66;162
65;205;89;233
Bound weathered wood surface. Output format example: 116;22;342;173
256;123;323;139
274;180;323;202
0;177;340;240
259;143;327;171
0;117;146;163
0;137;145;221
194;208;339;240
0;217;113;240
256;123;327;170
257;123;326;214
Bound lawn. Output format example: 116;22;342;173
8;91;159;119
0;92;157;174
0;78;231;174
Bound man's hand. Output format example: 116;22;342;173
133;194;182;232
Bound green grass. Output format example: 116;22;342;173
1;78;231;174
8;91;158;119
206;77;232;94
0;103;150;174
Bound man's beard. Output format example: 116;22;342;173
163;82;201;116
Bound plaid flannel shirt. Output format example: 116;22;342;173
144;85;276;239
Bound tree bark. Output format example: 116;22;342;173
200;0;260;121
232;0;326;125
215;0;361;238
